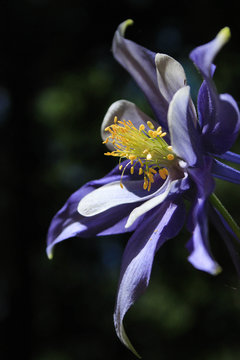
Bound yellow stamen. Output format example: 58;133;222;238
147;121;155;129
167;154;174;161
159;168;167;180
103;116;176;191
160;132;167;137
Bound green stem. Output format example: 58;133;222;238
210;193;240;241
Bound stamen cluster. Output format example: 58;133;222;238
104;117;176;191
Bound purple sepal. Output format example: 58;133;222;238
112;20;169;130
113;198;185;353
187;158;221;274
212;159;240;184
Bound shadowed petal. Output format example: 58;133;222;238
212;159;240;184
190;27;230;78
168;86;201;167
112;20;169;129
101;100;159;149
78;175;166;218
191;28;240;154
125;174;188;228
47;164;141;258
216;151;240;164
155;53;186;103
187;158;221;274
114;198;185;356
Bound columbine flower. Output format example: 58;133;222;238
47;20;240;357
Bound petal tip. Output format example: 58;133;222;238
46;247;54;260
217;26;231;44
119;19;134;36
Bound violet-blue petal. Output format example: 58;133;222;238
112;20;169;129
190;27;231;78
187;158;221;274
212;159;240;184
168;86;201;167
191;28;240;154
114;198;185;356
216;151;240;164
198;87;240;154
125;173;189;228
47;164;140;258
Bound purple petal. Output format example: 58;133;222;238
125;173;188;228
212;159;240;184
191;28;240;154
190;27;231;78
78;174;165;218
216;151;240;164
47;164;141;258
187;158;221;274
112;20;169;129
114;198;185;355
168;86;201;167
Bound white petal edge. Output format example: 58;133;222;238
155;53;186;103
125;177;178;228
78;179;165;217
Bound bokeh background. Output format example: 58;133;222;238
1;0;240;359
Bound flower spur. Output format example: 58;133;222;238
47;20;240;357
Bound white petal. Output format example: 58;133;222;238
78;179;162;217
101;100;158;150
125;177;178;228
155;53;186;103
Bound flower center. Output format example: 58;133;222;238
104;117;177;191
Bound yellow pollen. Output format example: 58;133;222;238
147;121;155;129
143;178;148;190
167;154;174;161
103;116;176;191
160;132;167;137
159;168;167;180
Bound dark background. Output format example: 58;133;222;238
1;0;240;359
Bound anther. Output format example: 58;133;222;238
160;132;167;137
139;124;145;132
114;116;118;124
130;166;134;174
147;121;155;130
167;154;174;160
139;168;143;175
